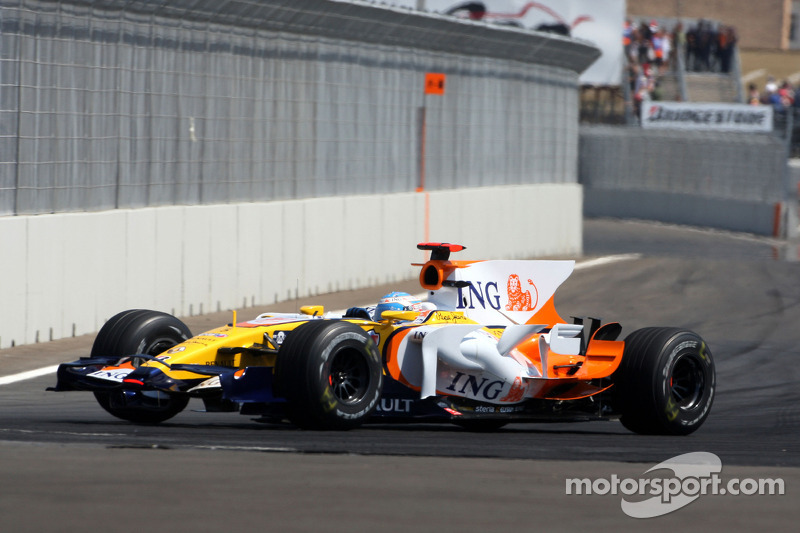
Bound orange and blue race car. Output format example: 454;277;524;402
50;243;715;434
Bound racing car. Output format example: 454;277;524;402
50;243;715;435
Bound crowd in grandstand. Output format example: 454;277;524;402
624;18;739;75
623;18;744;116
749;77;800;112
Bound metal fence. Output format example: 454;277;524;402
579;125;788;203
774;107;800;159
0;0;598;216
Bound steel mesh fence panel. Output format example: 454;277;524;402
0;0;594;216
580;125;787;203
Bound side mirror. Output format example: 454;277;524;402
300;305;324;316
380;310;419;323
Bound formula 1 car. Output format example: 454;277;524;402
50;243;715;435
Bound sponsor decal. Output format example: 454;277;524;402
191;376;221;391
505;274;538;311
199;333;228;338
456;274;539;312
445;371;507;401
500;377;527;403
88;368;134;382
273;331;288;345
376;398;413;413
412;309;433;324
368;330;380;347
430;311;473;324
206;360;235;367
185;339;211;347
167;346;186;354
457;281;502;310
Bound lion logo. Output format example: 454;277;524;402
505;274;538;311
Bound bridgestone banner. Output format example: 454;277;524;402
641;102;774;132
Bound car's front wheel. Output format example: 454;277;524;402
91;309;191;424
274;321;383;430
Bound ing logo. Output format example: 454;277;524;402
506;274;538;311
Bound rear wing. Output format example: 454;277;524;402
415;242;574;326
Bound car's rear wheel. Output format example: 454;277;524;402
91;309;192;424
274;321;383;430
613;327;715;435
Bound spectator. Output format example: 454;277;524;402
623;19;633;59
633;63;655;117
683;20;731;72
695;20;715;72
748;83;761;105
778;81;795;108
765;76;778;95
636;22;653;65
717;26;737;73
767;82;785;112
652;29;665;68
685;24;697;70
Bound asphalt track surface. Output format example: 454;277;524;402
1;218;798;531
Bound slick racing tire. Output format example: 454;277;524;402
91;309;192;424
274;321;383;430
613;327;715;435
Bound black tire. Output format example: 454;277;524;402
274;321;383;430
92;309;192;424
613;327;715;435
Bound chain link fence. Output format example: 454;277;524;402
0;0;598;216
580;125;787;203
773;107;800;159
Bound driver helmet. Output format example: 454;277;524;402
374;291;423;320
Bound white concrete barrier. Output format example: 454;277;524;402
0;184;582;348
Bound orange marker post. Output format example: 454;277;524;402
420;73;446;253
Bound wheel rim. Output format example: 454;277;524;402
329;347;370;405
670;354;705;410
130;337;178;367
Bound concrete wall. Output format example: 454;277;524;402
0;183;582;349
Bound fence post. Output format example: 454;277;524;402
784;110;798;238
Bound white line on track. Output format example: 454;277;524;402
0;365;60;386
0;427;127;437
574;253;641;270
191;445;298;453
0;254;641;386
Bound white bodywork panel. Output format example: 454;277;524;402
427;260;575;325
397;322;583;404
